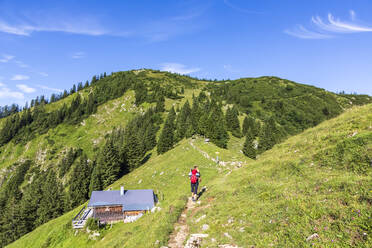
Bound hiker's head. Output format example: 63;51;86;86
194;165;198;169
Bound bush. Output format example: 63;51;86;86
86;217;100;231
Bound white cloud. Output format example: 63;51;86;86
223;0;264;14
350;10;356;21
14;60;29;68
16;84;36;93
11;74;30;80
71;52;85;59
285;11;372;39
0;54;15;63
0;83;24;99
284;25;331;39
37;84;63;93
312;13;372;33
39;72;48;77
0;14;108;36
160;63;200;74
223;64;240;73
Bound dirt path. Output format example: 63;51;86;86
168;197;196;248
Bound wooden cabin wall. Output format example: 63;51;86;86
94;205;122;213
124;210;146;216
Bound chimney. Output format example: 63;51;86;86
120;186;124;196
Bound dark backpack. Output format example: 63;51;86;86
190;174;197;184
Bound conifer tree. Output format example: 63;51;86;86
124;132;143;170
157;107;176;154
144;123;157;151
0;197;21;246
226;106;242;137
242;115;260;137
258;117;281;152
36;170;64;226
18;170;43;236
155;95;165;112
69;154;92;207
207;106;229;148
243;132;256;159
98;139;121;188
175;100;191;141
89;163;102;194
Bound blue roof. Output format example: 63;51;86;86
88;189;155;211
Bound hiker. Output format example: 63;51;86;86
189;165;201;201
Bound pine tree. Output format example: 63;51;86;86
144;123;157;151
175;100;191;141
124;132;143;171
242;115;259;137
157;107;176;154
99;139;122;188
258;117;281;152
207;105;229;148
69;154;92;208
226;106;242;137
243;133;256;159
155;95;165;112
0;197;21;246
89;162;102;194
36;170;64;226
18;170;43;236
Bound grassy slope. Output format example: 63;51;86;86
8;137;247;248
189;103;372;247
8;104;371;247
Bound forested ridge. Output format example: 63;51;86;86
0;69;371;247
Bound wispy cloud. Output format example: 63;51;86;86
39;72;48;77
223;0;264;14
37;84;63;93
11;74;30;81
285;10;372;39
284;25;331;39
0;54;15;63
0;83;24;99
160;63;200;74
0;11;108;36
16;84;36;93
223;64;240;73
71;52;85;59
311;13;372;33
14;60;29;68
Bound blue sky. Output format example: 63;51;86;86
1;0;372;106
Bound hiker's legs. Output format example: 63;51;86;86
194;182;199;200
191;183;197;201
191;183;195;199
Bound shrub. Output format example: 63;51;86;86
86;217;100;231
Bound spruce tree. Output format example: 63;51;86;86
144;123;157;151
243;132;256;159
36;170;64;226
99;139;121;188
89;163;103;194
69;154;92;208
155;95;165;112
124;132;143;170
258;117;281;152
226;106;242;138
207;106;229;148
18;170;43;236
157;107;176;154
175;100;191;141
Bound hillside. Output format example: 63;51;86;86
0;69;371;247
7;103;372;248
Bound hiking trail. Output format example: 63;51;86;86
168;197;196;248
